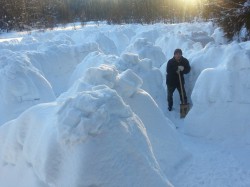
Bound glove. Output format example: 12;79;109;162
178;66;184;71
176;66;184;73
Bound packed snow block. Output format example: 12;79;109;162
57;87;133;145
84;64;119;89
63;64;143;100
72;64;143;99
0;50;55;125
117;53;141;71
70;51;119;84
126;38;166;68
116;53;168;114
118;53;154;73
116;69;143;97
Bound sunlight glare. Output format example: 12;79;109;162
182;0;199;6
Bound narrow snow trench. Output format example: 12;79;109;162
168;111;250;187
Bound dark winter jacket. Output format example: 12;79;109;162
166;57;191;86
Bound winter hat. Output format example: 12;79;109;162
174;48;182;55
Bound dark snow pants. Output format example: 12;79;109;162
167;84;187;108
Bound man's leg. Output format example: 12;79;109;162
177;84;187;104
167;86;176;111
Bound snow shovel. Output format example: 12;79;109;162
178;71;189;118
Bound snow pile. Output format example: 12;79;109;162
0;36;100;123
107;28;131;54
154;22;216;59
62;64;189;176
184;42;250;143
71;28;119;55
1;31;101;96
0;50;55;125
0;86;173;187
70;51;168;113
30;41;100;96
125;38;167;68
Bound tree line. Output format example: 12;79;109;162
0;0;249;41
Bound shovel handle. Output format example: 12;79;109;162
178;71;185;104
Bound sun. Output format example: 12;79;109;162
182;0;200;5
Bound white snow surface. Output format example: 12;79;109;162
1;22;250;187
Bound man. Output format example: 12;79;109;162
166;49;191;111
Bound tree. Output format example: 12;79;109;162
202;0;250;41
0;0;205;32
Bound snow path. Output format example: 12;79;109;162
168;111;250;187
176;136;250;187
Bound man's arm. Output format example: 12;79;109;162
167;60;178;74
182;58;191;74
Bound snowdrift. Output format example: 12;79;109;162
0;86;173;187
63;64;189;176
0;50;55;125
184;42;250;143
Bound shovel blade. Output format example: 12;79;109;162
180;103;189;118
